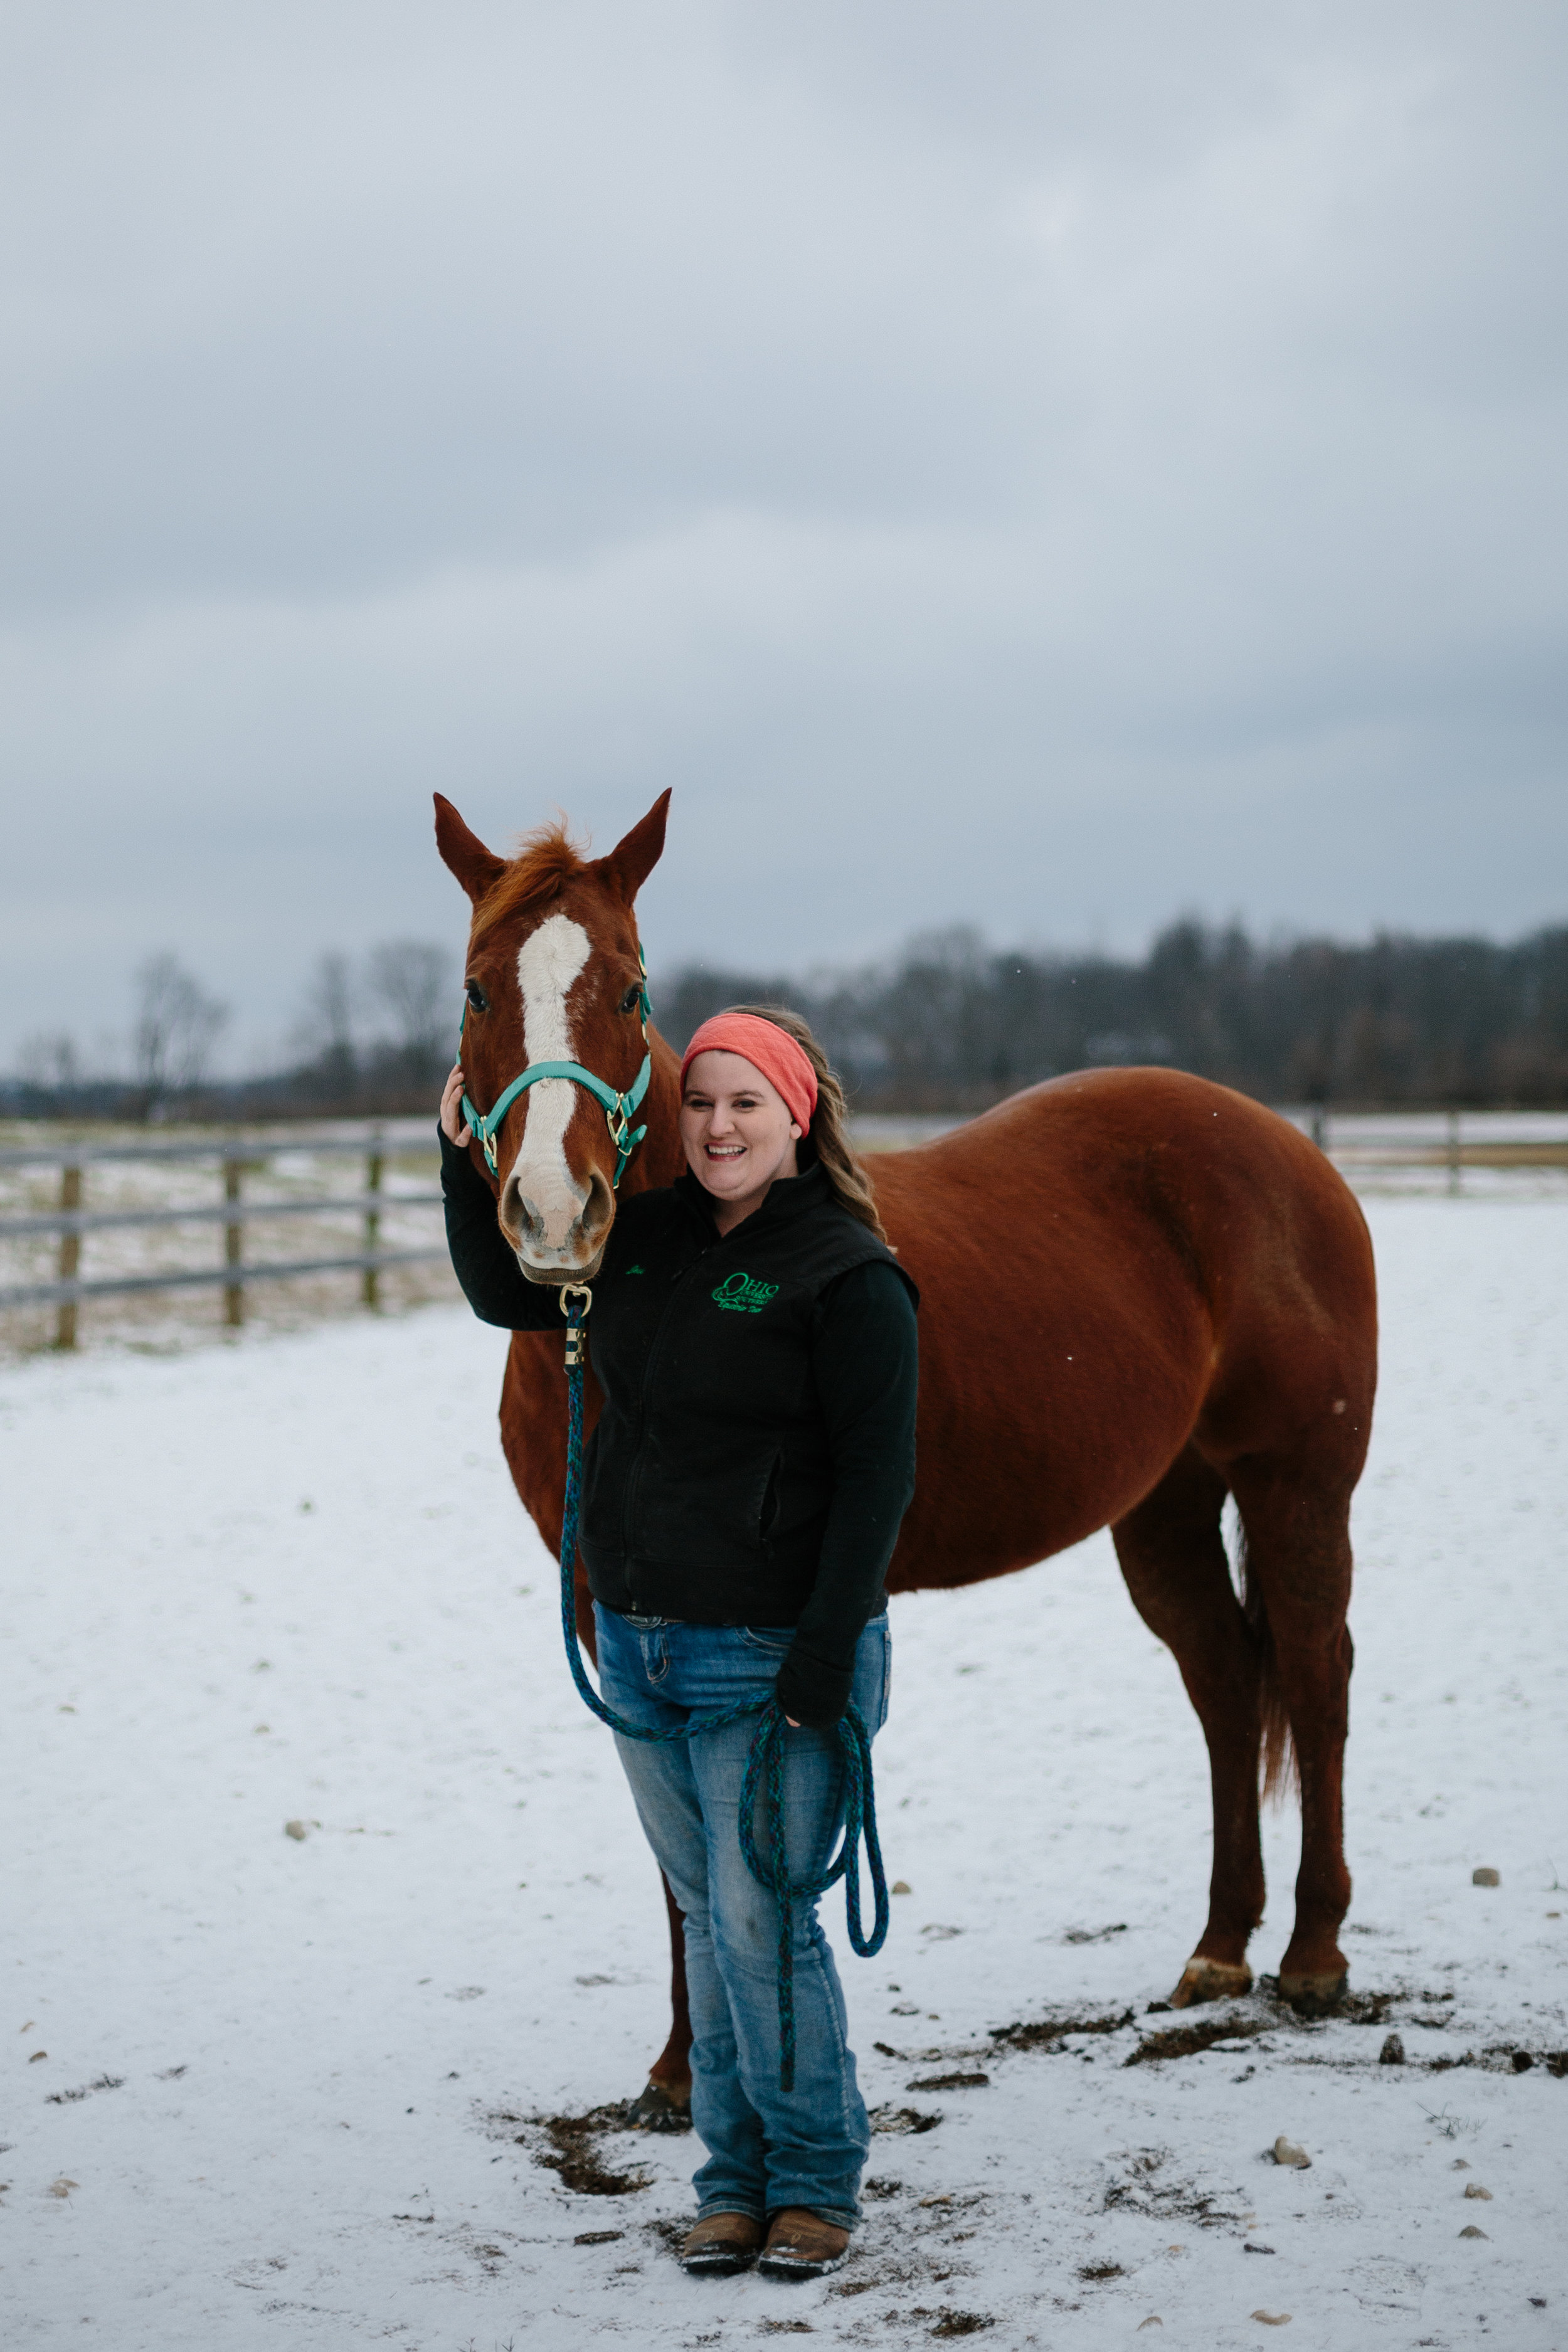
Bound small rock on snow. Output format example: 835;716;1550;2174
1271;2137;1311;2169
1379;2033;1406;2065
1251;2314;1292;2327
283;1820;309;1841
1463;2184;1493;2200
891;1881;911;1895
1472;1867;1501;1887
1458;2224;1488;2239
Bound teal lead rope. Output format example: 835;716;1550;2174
554;1287;889;2092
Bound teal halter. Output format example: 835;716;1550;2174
459;945;654;1188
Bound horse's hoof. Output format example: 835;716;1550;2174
1168;1957;1254;2009
1278;1970;1347;2017
625;2079;692;2132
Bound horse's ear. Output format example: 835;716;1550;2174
434;795;507;905
596;790;671;906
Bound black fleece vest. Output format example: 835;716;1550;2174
579;1163;913;1623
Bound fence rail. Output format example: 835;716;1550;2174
0;1130;447;1345
0;1136;409;1169
1;1250;445;1313
0;1191;439;1240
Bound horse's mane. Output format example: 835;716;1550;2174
470;817;591;942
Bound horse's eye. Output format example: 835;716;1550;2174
619;985;642;1015
465;979;489;1014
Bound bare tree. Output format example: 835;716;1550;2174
17;1031;83;1096
292;951;359;1099
132;953;228;1118
368;940;454;1083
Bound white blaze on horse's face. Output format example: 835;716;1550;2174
499;913;612;1276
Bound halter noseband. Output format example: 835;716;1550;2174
458;945;654;1189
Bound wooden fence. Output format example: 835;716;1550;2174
0;1134;445;1349
1306;1108;1568;1193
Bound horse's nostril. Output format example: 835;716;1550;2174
580;1170;615;1246
499;1175;543;1243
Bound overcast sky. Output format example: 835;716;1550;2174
3;1;1565;1071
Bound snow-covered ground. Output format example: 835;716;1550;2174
3;1197;1564;2350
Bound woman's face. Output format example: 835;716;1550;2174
679;1049;802;1208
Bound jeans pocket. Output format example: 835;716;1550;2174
738;1624;795;1655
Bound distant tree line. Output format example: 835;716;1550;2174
7;919;1567;1122
8;940;458;1122
657;919;1568;1113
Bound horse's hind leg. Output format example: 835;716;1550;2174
1227;1459;1355;2013
1112;1448;1266;2006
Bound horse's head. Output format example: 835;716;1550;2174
435;790;681;1284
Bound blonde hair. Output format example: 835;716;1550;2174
721;1004;891;1246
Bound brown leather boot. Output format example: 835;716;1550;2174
679;2211;765;2275
757;2207;852;2280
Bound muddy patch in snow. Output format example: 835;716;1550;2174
491;2103;652;2196
1125;2010;1272;2065
1101;2146;1250;2230
987;2006;1135;2052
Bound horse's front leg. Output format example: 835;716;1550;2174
625;1872;693;2129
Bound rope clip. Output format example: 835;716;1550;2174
559;1282;593;1369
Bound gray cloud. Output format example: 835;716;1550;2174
2;1;1564;1067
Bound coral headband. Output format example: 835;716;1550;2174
680;1014;818;1134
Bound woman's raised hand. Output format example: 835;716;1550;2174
440;1062;473;1147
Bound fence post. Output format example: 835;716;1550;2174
56;1164;82;1350
223;1158;245;1327
363;1140;384;1310
1447;1107;1461;1197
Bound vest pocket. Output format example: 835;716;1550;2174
758;1453;783;1543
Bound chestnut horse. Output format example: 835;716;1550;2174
436;790;1377;2124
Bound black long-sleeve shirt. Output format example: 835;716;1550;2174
440;1128;918;1724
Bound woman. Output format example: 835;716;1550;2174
438;1006;918;2282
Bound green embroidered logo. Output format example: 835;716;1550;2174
711;1270;780;1315
625;1263;647;1275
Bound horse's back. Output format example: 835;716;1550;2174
867;1069;1376;1589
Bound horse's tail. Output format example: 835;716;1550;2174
1239;1530;1297;1806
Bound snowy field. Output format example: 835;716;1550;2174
3;1197;1565;2350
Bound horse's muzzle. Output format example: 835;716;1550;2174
501;1162;615;1283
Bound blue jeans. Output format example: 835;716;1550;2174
594;1604;891;2230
